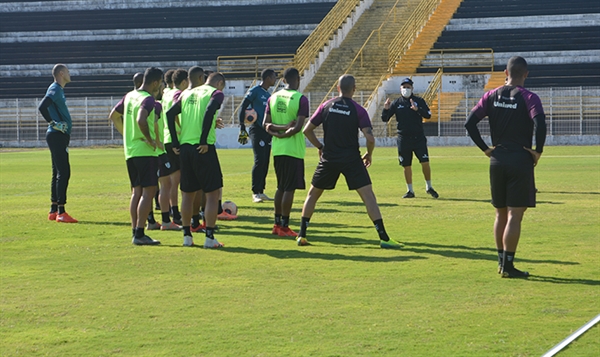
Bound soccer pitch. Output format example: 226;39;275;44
1;146;598;356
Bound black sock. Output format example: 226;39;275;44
58;206;65;215
50;204;58;213
183;226;191;236
497;249;504;267
135;227;145;238
161;212;170;224
191;214;201;228
275;214;282;226
206;227;215;238
147;211;156;224
299;217;310;237
171;206;181;220
132;228;136;236
282;216;290;228
373;219;389;241
503;251;515;270
218;200;223;214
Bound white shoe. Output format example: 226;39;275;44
183;235;194;247
258;193;273;201
147;221;161;230
203;237;224;249
252;194;263;203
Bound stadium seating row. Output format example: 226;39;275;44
422;0;600;88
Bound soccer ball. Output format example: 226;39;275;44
244;108;257;126
222;200;238;216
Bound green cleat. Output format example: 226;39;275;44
380;238;403;249
297;237;309;246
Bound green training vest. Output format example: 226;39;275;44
160;88;177;149
123;90;157;159
179;84;219;146
269;89;305;159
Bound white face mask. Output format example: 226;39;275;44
401;87;412;98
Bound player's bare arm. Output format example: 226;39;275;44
136;108;156;150
361;126;375;167
303;122;322;150
108;108;124;134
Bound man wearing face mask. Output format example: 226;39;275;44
382;78;439;199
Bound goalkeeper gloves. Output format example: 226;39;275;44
238;128;249;145
50;120;67;133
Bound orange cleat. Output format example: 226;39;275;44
48;212;57;221
217;211;237;221
191;222;206;233
56;212;78;223
278;226;298;237
271;224;281;235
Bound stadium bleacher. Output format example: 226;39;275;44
0;1;335;98
417;0;600;87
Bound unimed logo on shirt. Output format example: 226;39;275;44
493;101;518;109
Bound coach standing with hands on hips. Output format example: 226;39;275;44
38;64;78;223
381;77;439;199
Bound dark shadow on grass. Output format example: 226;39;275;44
77;220;131;226
437;197;563;205
221;246;427;263
539;191;600;195
402;242;580;266
318;200;399;208
526;275;600;286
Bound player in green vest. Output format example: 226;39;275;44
166;72;227;248
153;68;189;230
109;67;164;246
264;67;310;238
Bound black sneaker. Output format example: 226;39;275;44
173;217;183;225
402;191;415;198
426;188;439;199
132;235;161;246
501;267;529;278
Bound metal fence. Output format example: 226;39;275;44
1;87;598;146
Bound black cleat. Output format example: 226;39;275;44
132;235;161;246
173;218;182;226
403;191;415;198
501;267;529;279
426;188;439;199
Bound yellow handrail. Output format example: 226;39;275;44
388;0;442;71
319;0;405;105
294;0;362;75
421;48;494;72
217;54;294;78
422;68;443;105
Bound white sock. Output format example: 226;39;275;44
426;180;433;190
407;183;413;193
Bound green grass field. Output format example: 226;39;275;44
1;146;599;357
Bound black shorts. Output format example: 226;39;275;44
179;144;223;193
312;158;371;190
157;153;173;178
397;135;429;167
274;155;305;192
164;143;181;172
126;156;158;188
489;149;536;208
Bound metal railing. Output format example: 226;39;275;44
422;68;443;104
217;54;294;78
388;0;442;71
1;87;599;145
294;0;362;75
420;48;494;71
319;0;408;105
